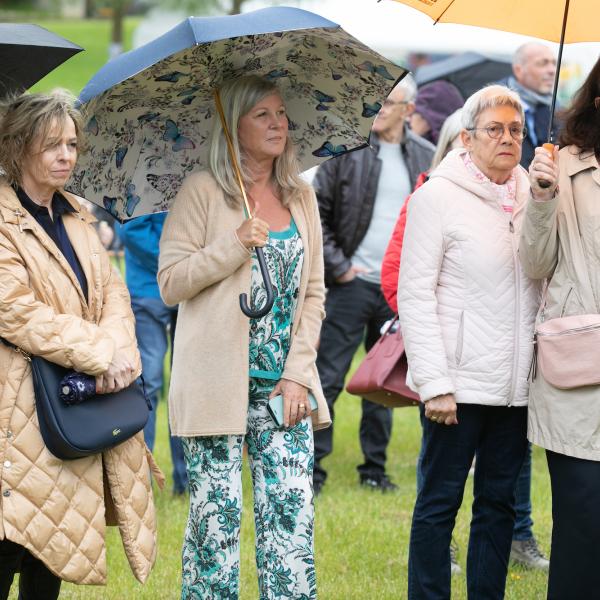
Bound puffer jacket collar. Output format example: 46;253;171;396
430;148;530;218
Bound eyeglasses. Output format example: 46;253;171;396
467;123;527;141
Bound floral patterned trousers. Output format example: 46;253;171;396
181;378;316;600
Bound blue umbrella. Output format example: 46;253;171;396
70;6;407;316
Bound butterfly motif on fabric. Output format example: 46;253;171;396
362;101;382;118
103;196;119;219
265;68;289;80
137;112;160;123
312;141;348;158
124;183;141;217
313;90;335;111
163;119;196;151
155;71;187;83
85;116;99;136
115;146;128;169
356;61;395;81
146;173;183;194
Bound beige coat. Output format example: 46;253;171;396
158;171;331;436
520;146;600;460
0;183;160;584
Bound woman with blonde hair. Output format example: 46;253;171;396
0;91;158;599
158;74;330;599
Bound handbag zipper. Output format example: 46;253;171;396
537;323;600;337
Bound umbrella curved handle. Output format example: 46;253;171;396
239;247;275;319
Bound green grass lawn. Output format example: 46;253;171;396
14;353;551;599
25;18;140;96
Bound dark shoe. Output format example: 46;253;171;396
510;537;550;570
359;474;398;492
313;479;324;496
450;536;462;575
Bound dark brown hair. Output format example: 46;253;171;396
559;57;600;153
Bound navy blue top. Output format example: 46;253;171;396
17;187;89;301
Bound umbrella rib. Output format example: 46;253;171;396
434;0;458;24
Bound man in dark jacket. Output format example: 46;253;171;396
499;42;557;169
313;75;434;493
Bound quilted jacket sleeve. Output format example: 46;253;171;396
397;187;455;401
97;249;142;375
313;159;352;282
158;173;251;306
0;234;115;375
519;192;560;280
283;191;326;389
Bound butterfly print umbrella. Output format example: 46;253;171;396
69;6;407;221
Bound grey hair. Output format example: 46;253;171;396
461;84;524;131
512;42;549;68
430;109;463;169
394;73;417;103
209;74;307;207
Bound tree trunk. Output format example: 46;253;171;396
110;1;126;59
84;0;95;18
229;0;243;15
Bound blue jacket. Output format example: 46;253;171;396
118;212;167;299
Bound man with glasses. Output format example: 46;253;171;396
496;42;556;571
312;76;434;495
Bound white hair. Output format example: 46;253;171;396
461;84;524;131
395;73;417;103
431;109;463;169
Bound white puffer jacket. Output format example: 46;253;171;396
397;149;542;406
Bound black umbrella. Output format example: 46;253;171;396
415;51;513;100
0;24;83;96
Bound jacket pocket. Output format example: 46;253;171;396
455;311;465;367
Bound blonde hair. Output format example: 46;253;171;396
461;84;524;131
0;89;85;187
209;75;307;207
431;109;463;169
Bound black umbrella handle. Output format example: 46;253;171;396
239;246;275;319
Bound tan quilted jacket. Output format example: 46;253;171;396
0;182;160;585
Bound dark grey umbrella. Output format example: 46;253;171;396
0;24;83;96
415;51;513;99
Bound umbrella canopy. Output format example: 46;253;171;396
0;24;83;96
70;6;407;221
415;52;513;99
387;0;590;146
387;0;596;43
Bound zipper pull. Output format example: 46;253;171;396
509;220;514;233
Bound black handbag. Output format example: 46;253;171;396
30;355;151;460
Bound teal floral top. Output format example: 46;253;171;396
249;218;304;379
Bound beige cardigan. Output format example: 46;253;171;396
158;171;331;436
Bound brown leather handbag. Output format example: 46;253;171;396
346;317;420;408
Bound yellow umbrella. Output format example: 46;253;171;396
386;0;590;43
387;0;583;184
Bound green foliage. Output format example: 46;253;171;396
27;18;140;96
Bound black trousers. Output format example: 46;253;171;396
0;539;60;600
313;278;394;484
546;450;600;600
